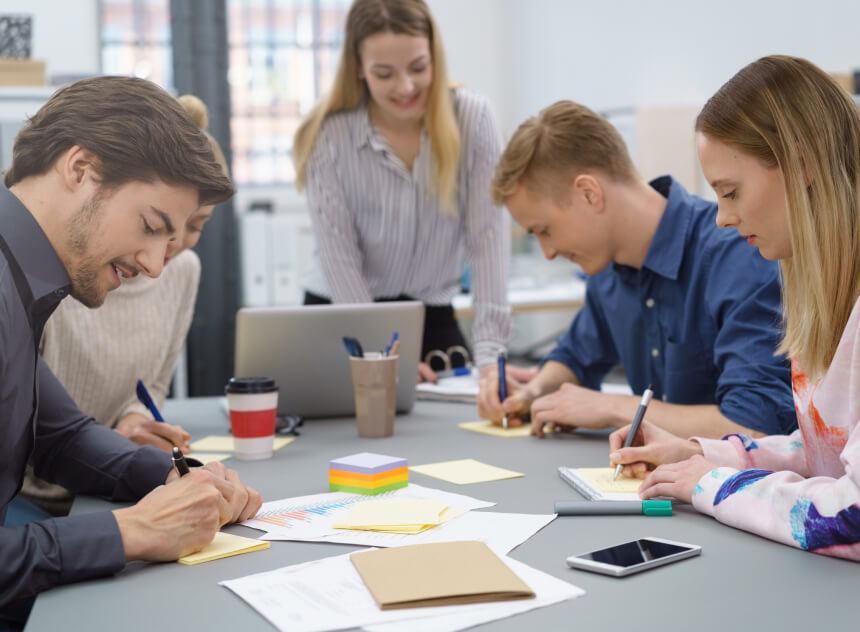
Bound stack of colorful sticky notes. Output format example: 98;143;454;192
333;498;461;534
329;452;408;495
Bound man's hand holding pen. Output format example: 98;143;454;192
113;461;262;562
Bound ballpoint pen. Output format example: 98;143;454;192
342;336;365;358
383;331;399;356
136;379;164;422
613;384;654;481
497;352;508;429
172;446;190;477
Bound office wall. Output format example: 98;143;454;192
2;0;100;77
18;0;860;134
425;0;510;134
430;0;860;136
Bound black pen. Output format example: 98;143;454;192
613;384;654;481
172;446;190;477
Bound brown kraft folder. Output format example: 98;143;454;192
350;540;535;610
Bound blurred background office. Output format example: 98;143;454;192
2;0;860;396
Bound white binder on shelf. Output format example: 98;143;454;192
238;212;272;307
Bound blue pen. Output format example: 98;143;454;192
343;336;365;358
435;366;472;379
136;379;164;421
383;331;399;356
497;352;508;429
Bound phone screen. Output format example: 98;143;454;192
575;538;692;568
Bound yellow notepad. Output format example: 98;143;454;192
458;420;558;438
576;467;642;494
333;499;466;533
191;452;232;464
410;459;524;485
458;421;533;438
190;435;295;453
335;499;448;528
177;532;270;565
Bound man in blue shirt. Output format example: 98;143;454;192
478;100;795;438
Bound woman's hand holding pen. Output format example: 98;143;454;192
637;455;718;504
608;420;705;479
115;412;191;454
609;421;714;503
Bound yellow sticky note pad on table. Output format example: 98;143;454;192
458;420;551;438
459;421;532;438
576;467;642;494
334;500;466;534
191;452;232;464
335;499;448;529
410;459;524;485
177;532;270;565
190;435;295;453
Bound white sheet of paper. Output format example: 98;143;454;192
283;511;555;556
242;484;494;540
415;371;479;402
220;548;584;632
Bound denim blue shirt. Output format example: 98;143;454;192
544;176;796;435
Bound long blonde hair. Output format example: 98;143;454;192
696;55;860;378
293;0;460;211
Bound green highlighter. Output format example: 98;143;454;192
554;500;673;516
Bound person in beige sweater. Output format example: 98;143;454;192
21;95;228;516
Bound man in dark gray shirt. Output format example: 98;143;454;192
0;77;261;622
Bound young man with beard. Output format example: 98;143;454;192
0;76;261;624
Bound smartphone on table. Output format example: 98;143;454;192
566;537;701;577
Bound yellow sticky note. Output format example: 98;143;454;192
177;531;270;565
577;467;642;494
190;435;295;453
191;452;232;464
458;421;538;438
354;524;435;534
410;459;524;485
334;499;449;529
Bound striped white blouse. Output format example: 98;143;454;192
302;88;512;367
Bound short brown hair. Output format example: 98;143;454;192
4;76;234;206
491;100;636;205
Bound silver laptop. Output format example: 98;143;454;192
234;301;424;418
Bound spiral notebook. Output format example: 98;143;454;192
557;466;642;501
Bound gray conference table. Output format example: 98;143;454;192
27;398;856;631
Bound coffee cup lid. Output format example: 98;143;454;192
225;377;278;394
